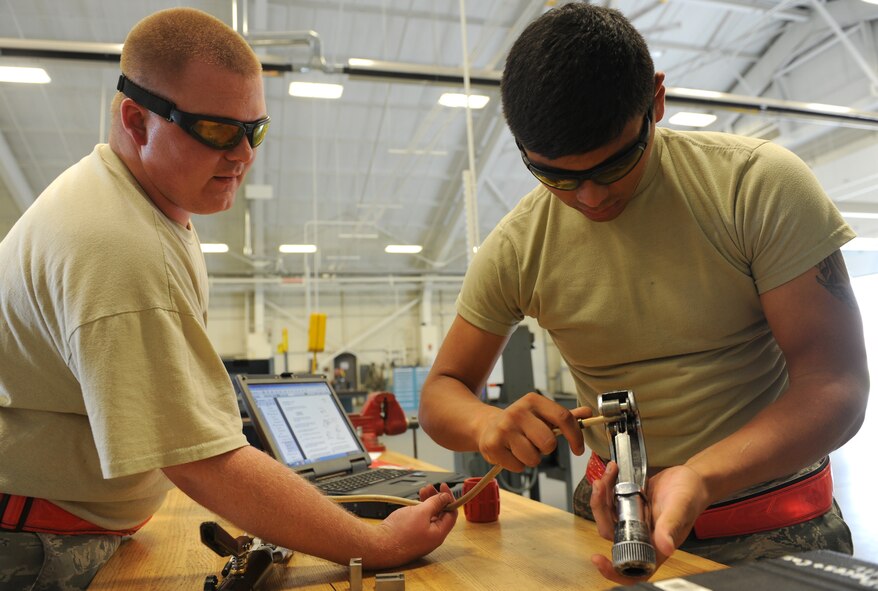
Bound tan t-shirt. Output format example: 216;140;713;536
0;145;247;530
458;127;855;467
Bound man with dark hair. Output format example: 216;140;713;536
419;2;868;584
0;8;455;589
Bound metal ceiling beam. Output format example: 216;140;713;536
669;0;810;22
809;0;878;92
723;2;878;136
419;99;507;268
0;129;35;213
836;201;878;215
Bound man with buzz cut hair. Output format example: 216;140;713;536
419;2;868;585
0;8;455;589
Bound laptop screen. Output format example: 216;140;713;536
243;378;364;468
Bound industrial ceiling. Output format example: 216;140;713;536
2;0;878;283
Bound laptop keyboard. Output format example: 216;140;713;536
318;468;415;493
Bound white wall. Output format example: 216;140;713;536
204;282;567;395
207;283;462;376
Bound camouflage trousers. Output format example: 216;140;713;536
0;531;121;591
572;476;853;565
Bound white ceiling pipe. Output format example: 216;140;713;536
1;37;875;126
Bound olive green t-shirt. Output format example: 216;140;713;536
0;145;247;530
458;127;854;466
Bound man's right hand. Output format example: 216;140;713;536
476;392;592;471
371;486;458;568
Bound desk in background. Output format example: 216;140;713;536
89;451;723;590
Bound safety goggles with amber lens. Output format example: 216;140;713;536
117;75;270;150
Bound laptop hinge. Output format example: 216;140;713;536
350;458;370;473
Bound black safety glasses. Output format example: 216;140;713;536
117;75;270;150
517;111;651;190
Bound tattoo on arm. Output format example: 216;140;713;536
816;251;857;309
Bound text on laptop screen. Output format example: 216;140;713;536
246;381;362;467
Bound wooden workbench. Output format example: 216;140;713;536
89;451;723;590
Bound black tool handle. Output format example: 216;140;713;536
200;521;252;558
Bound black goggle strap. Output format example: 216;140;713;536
116;75;174;120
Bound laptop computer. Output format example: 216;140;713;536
233;373;467;518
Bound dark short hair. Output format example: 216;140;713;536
501;3;655;159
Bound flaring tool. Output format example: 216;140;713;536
200;521;293;591
598;390;656;578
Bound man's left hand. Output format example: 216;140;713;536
589;462;712;584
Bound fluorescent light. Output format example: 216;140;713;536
348;58;376;67
385;244;423;254
671;87;724;99
669;112;717;127
842;237;878;251
289;81;344;99
338;233;378;239
862;0;878;6
805;102;852;114
0;66;50;84
840;211;878;219
200;243;229;253
438;93;490;109
279;244;317;253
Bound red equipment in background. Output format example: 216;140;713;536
348;392;409;452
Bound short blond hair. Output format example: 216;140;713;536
118;7;261;98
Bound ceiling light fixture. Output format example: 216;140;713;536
338;233;379;239
671;87;725;100
385;244;423;254
841;237;878;251
669;112;717;127
0;66;50;84
289;81;343;99
805;102;853;114
839;211;878;219
200;243;229;253
279;244;318;253
438;93;490;109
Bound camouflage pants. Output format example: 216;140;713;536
0;531;121;591
573;476;853;565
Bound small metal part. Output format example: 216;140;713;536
597;390;656;578
349;557;363;591
375;572;406;591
